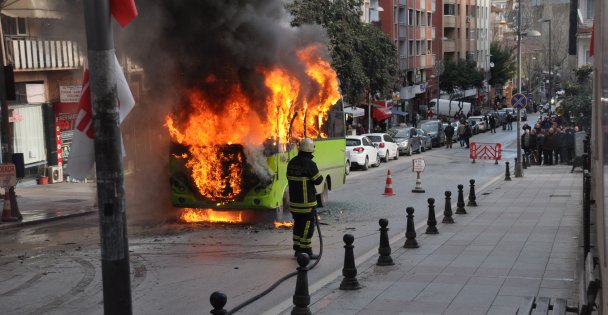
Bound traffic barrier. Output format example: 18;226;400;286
467;179;478;206
292;253;312;314
209;291;228;315
339;234;361;290
1;190;17;222
505;162;512;181
425;198;438;234
455;184;467;214
377;219;394;266
382;169;395;196
403;207;419;248
469;142;502;164
442;191;455;224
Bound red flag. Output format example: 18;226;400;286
111;0;138;27
589;22;594;57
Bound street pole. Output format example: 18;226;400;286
548;20;552;106
514;0;523;178
83;2;132;314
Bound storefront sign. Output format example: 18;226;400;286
0;164;17;188
8;109;23;122
60;86;82;103
26;84;46;104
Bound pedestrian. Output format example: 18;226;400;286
489;115;497;133
444;122;455;148
287;138;324;259
457;121;466;147
543;129;555;165
356;123;365;135
463;121;473;148
506;112;513;131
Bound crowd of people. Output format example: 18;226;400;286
521;115;581;166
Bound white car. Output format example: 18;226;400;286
468;116;487;133
362;133;399;162
346;136;381;171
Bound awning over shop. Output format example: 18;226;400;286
373;107;392;121
390;108;408;116
1;0;64;19
344;106;364;117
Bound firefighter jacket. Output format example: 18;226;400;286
287;152;323;213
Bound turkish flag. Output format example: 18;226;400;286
111;0;138;27
66;55;136;180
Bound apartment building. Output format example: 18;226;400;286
577;0;594;67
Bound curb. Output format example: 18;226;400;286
0;209;96;230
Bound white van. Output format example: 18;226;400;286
429;98;472;117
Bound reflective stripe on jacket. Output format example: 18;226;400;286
287;152;323;213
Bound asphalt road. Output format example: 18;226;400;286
0;114;533;315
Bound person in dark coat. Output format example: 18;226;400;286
489;115;497;133
543;129;555;165
444;123;455;148
463;121;473;148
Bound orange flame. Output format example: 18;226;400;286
273;220;294;228
166;44;340;201
180;208;244;223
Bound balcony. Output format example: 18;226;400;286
444;16;456;28
443;39;456;52
5;37;84;71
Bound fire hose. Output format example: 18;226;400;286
226;209;323;314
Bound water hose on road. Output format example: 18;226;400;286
226;210;324;314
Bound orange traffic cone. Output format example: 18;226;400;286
1;190;17;222
382;169;396;196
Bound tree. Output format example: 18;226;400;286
438;58;484;116
287;0;399;106
489;41;516;87
560;65;592;129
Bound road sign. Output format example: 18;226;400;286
0;164;16;188
412;158;426;172
511;93;528;110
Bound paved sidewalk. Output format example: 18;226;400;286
0;181;96;229
299;165;581;315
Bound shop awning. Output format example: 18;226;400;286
390;108;408;116
1;0;65;19
344;107;364;117
373;107;392;121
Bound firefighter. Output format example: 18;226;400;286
287;137;323;259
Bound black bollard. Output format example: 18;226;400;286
467;179;478;207
504;161;512;181
442;191;455;224
339;234;361;290
403;207;419;248
425;198;438;234
377;219;395;266
292;253;312;315
210;291;228;315
455;184;467;214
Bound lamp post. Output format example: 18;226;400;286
540;19;552;105
514;0;523;178
367;5;384;133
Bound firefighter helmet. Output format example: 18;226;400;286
299;138;315;153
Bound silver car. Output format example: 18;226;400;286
416;128;432;152
387;126;422;156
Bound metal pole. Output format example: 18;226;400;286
548;20;552;106
83;2;133;314
514;0;523;177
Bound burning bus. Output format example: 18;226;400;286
165;45;347;222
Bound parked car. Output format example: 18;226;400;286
420;120;446;147
362;133;399;162
387;126;422;156
468;116;487;132
345;136;381;171
442;121;459;142
504;107;527;121
416;128;433;152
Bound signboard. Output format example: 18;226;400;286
26;83;46;104
8;109;23;123
0;164;17;188
59;86;82;103
511;93;528;110
412;158;426;172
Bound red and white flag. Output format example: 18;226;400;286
111;0;138;28
589;21;595;57
66;55;135;180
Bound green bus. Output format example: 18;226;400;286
169;105;347;221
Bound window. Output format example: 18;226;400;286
428;40;432;54
408;9;414;25
422;41;426;55
409;40;414;56
416;11;421;26
587;0;595;19
416;41;421;55
427;13;432;26
444;4;455;15
2;17;28;36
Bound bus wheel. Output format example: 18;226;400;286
275;188;291;222
316;181;329;208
